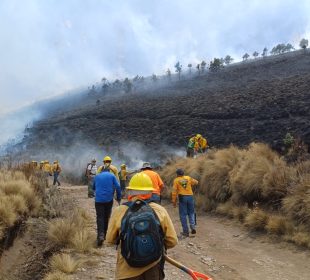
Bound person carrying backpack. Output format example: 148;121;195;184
172;168;198;239
86;158;98;198
106;172;178;280
52;160;62;186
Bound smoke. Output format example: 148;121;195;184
1;0;310;114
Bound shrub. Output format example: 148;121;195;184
43;271;72;280
265;215;289;235
244;209;269;231
50;253;81;274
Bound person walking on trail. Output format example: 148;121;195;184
43;160;52;177
119;164;128;198
197;135;209;153
93;166;121;247
141;162;164;203
97;156;120;181
86;159;98;198
172;168;198;239
106;172;178;280
52;160;62;186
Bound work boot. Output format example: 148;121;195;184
191;228;196;234
178;232;189;240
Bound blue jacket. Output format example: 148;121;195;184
93;171;121;203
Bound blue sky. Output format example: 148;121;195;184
0;0;309;114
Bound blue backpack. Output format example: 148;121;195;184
119;199;164;267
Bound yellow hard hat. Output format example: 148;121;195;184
54;160;58;163
32;160;37;163
121;164;126;168
127;173;154;191
44;160;49;163
196;134;202;139
103;156;112;162
40;161;44;164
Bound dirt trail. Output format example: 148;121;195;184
63;185;310;280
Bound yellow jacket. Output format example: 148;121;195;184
106;202;178;279
97;164;119;181
43;163;52;173
52;163;62;173
172;175;198;204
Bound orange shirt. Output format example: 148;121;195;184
142;170;164;195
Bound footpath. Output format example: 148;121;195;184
63;185;310;280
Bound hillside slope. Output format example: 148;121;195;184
23;50;310;153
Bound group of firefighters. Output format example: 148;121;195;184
83;154;199;279
26;133;207;279
30;160;62;186
186;133;209;157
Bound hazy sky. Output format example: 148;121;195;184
0;0;309;114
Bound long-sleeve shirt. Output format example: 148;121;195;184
106;202;178;279
93;172;121;203
142;170;164;195
172;175;198;204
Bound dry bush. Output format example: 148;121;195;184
215;202;234;218
9;194;28;214
232;205;249;222
282;177;310;230
265;215;290;235
290;232;310;248
43;271;72;280
48;219;76;247
201;146;244;203
244;209;269;231
0;197;17;227
70;229;96;253
48;208;94;251
50;253;81;274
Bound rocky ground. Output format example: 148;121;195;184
20;50;310;157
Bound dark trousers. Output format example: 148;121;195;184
53;172;61;186
124;263;164;280
95;200;113;240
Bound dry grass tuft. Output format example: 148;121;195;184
282;177;310;230
43;271;72;280
244;209;269;231
265;215;289;235
48;208;95;251
50;253;81;274
215;202;234;218
290;232;310;248
70;229;96;253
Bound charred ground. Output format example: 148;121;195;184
22;50;310;152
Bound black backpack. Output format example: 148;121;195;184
119;199;164;267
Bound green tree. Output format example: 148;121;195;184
284;43;294;52
152;74;158;82
209;58;224;72
224;55;233;65
262;47;268;57
242;53;249;61
299;38;308;49
174;61;182;80
253;51;259;59
201;61;207;73
188;63;192;74
166;68;171;81
123;78;132;93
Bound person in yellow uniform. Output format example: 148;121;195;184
39;161;44;170
119;164;128;197
197;135;208;153
106;173;178;280
31;160;38;169
172;168;198;238
43;160;52;176
97;156;120;181
52;160;62;186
